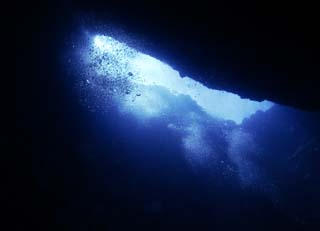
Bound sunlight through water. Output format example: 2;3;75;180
72;32;320;224
85;35;273;124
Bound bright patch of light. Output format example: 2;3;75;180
94;35;116;53
122;86;170;118
87;34;273;124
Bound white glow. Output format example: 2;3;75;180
88;34;273;124
94;36;114;52
122;86;170;118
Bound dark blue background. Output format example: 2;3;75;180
16;1;320;230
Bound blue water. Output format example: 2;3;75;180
67;30;320;228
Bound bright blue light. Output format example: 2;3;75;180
86;34;273;124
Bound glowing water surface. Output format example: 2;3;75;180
86;35;273;124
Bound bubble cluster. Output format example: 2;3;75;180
81;34;273;124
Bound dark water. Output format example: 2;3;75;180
71;98;320;230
